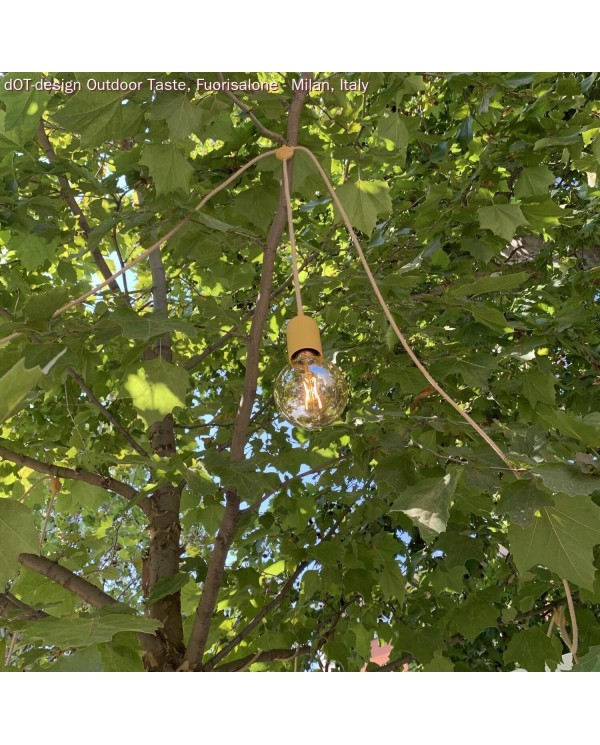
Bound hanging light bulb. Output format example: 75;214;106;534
274;315;348;430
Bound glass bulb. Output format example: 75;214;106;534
274;350;349;430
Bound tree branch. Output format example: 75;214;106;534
217;73;287;146
0;442;149;515
514;597;568;622
37;120;128;302
183;74;312;671
183;487;241;669
17;553;163;662
213;645;310;672
18;553;119;609
0;592;47;621
203;562;307;671
66;367;149;457
374;654;413;672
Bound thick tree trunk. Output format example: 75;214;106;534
141;246;184;670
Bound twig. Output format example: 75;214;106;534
37;120;127;301
204;562;307;671
241;455;346;514
38;478;60;549
111;228;131;304
0;593;47;621
0;443;147;514
516;597;567;622
66;367;149;457
217;73;287;145
213;645;310;672
17;476;49;503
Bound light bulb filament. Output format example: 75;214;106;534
303;374;323;411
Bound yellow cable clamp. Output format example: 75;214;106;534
275;145;295;161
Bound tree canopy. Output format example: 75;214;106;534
1;71;600;673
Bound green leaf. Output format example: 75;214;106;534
0;359;44;423
450;271;529;297
499;479;553;527
521;199;564;229
456;116;473;148
312;541;343;565
0;73;49;141
54;90;126;147
574;645;600;672
110;308;195;341
234;182;280;231
58;481;108;512
9;567;77;617
263;559;286;576
393;625;444;664
335;179;393;236
20;612;161;648
533;464;600;497
185;502;224;534
446;595;499;642
423;650;454;671
467;304;512;331
99;633;144;672
139;144;193;196
343;568;374;597
23;289;71;329
0;350;65;423
147;573;190;605
503;627;562;671
508;493;600;590
514;167;555;198
535;405;600;447
379;562;406;601
13;234;56;271
0;499;38;588
434;532;485;569
522;369;556;408
150;94;202;140
592;136;600;165
39;646;103;672
477;204;528;242
534;131;580;150
122;359;190;427
378;114;409;162
391;470;461;539
505;73;536;88
462;237;497;263
301;569;321;598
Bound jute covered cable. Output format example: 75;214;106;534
280;149;304;315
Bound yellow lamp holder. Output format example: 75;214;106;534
286;314;323;363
